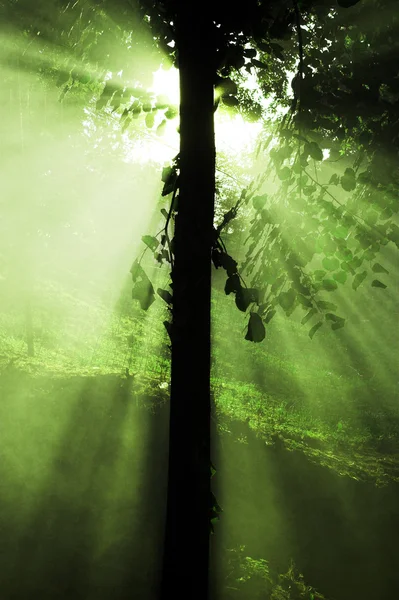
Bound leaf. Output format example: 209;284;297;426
326;314;345;330
277;167;291;181
341;174;356;192
371;279;387;289
235;288;259;312
156;120;167;136
333;270;347;284
225;274;241;295
278;288;296;311
130;259;144;282
301;308;317;325
145;111;155;128
352;270;367;291
252;194;268;211
245;312;266;342
220;254;238;277
251;59;268;69
372;263;389;274
308;142;323;161
132;278;155;311
142;235;159;252
309;321;323;339
317;301;337;311
223;95;239;107
157;288;173;305
322;257;340;271
322;279;338;291
165;106;178;119
297;294;312;308
329;173;340;185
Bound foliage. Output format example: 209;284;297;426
224;545;327;600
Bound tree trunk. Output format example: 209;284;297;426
160;5;216;600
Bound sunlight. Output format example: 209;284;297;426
150;65;180;106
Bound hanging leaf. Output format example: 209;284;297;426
278;288;296;311
251;59;268;69
352;270;367;291
132;278;155;311
142;235;159;252
333;270;347;284
372;263;389;274
297;294;313;308
329;173;340;185
145;111;155;128
225;274;241;295
308;141;323;161
252;194;268;211
322;256;340;271
309;321;323;339
156;119;167;136
165;106;178;119
223;95;239;107
301;308;317;325
322;279;338;291
326;314;346;330
157;288;173;305
277;166;291;181
130;259;144;282
235;288;259;312
316;301;337;311
245;312;266;342
371;280;387;289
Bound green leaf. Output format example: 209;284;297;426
352;270;367;291
251;59;268;69
245;312;266;342
309;321;323;339
333;270;347;284
278;288;296;311
132;278;155;311
326;314;345;330
165;106;178;119
308;141;323;161
277;167;291;181
341;174;356;192
314;270;326;281
223;95;239;107
142;235;159;252
145;111;155;128
264;309;276;324
301;308;317;325
297;294;313;308
371;279;387;289
156;119;167;136
252;194;268;211
322;257;340;271
317;301;337;311
130;259;144;282
329;173;340;185
372;263;389;274
322;279;338;291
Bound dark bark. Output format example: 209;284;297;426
160;4;216;600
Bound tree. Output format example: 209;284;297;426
3;0;398;598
